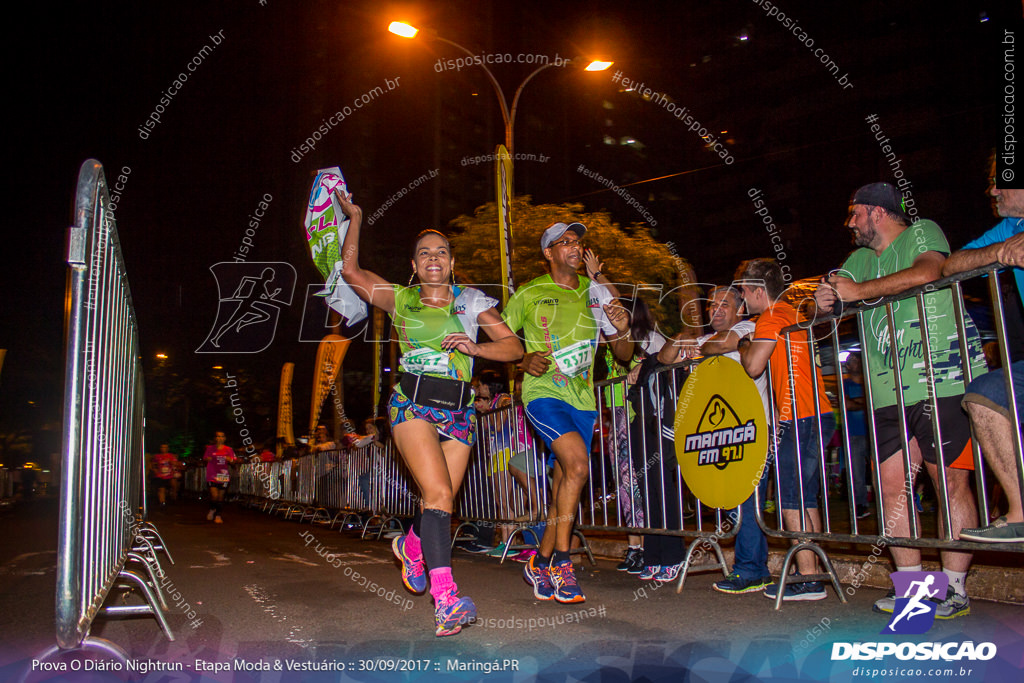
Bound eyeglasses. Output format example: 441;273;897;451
549;238;584;249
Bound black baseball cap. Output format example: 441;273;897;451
851;182;909;221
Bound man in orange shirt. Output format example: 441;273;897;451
735;258;835;601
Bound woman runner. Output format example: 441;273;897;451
335;191;523;636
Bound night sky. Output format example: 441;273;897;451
4;0;1020;451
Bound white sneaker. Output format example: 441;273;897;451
207;509;215;521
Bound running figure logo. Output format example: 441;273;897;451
197;262;296;353
883;571;949;635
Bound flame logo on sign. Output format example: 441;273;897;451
683;394;757;471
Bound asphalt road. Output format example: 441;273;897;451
0;496;1021;682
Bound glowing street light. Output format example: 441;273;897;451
388;20;611;153
387;21;418;38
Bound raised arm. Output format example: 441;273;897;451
583;248;621;298
334;190;396;314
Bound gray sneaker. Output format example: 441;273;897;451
959;516;1024;543
931;587;970;619
873;586;969;619
872;588;896;614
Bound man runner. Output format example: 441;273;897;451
502;222;633;603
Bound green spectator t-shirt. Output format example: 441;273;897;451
838;219;985;408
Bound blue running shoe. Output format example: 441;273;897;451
434;586;476;637
764;579;826;602
392;535;427;594
549;559;585;603
523;555;555;600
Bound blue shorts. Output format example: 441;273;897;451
963;361;1024;424
524;398;597;452
775;413;835;510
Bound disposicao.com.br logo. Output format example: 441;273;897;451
831;571;996;663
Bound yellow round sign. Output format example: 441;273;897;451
674;356;768;509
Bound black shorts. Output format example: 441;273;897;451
153;477;171;490
874;395;972;468
207;482;228;491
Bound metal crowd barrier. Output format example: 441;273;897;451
231;439;417;539
750;264;1024;607
40;160;175;664
590;365;741;584
454;400;557;562
203;264;1022;612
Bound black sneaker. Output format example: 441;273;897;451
714;572;773;594
616;547;644;572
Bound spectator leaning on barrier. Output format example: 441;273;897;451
736;258;836;602
814;182;986;619
942;167;1024;544
661;285;774;595
312;424;336;452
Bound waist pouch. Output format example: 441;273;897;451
400;373;472;411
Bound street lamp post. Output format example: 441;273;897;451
389;22;611;154
388;21;612;304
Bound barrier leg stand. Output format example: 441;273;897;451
126;551;169;610
571;529;596;566
772;541;848;610
361;515;385;539
103;569;175;641
774;544;800;611
336;512;361;532
499;524;538;565
131;534;169;577
675;537;729;594
136;526;174;564
450;521;480;550
376;516;403;540
807;543;848;604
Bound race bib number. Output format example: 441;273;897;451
157;463;172;477
553;340;593;377
402;348;449;375
215;471;230;483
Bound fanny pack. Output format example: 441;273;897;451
400;373;473;411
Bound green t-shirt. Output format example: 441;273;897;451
839;219;985;408
502;274;614;411
391;284;495;382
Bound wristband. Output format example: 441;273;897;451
592;271;602;278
